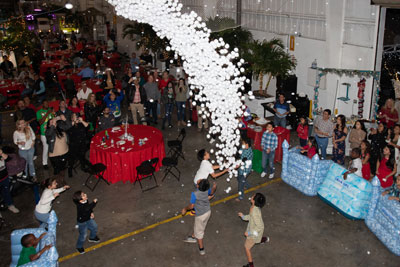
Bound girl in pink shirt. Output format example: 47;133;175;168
301;136;318;159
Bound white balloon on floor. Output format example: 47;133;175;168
107;0;245;173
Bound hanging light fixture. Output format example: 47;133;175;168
65;3;73;9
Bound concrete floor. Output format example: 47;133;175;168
0;111;399;267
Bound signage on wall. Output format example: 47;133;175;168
289;35;295;51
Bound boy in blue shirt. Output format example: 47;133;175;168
236;138;253;201
261;122;278;179
273;93;290;128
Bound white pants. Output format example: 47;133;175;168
40;135;48;166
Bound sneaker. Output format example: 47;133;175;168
183;236;197;243
269;173;274;179
260;172;266;178
88;236;100;243
33;156;37;161
76;247;85;254
199;248;205;256
260;236;270;243
8;205;19;214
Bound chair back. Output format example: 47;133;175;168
150;157;159;169
178;128;186;142
137;160;155;176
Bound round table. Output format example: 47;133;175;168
89;125;165;184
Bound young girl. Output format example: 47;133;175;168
332;114;348;165
300;136;318;159
376;145;397;188
349;120;366;149
296;116;309;147
13;120;36;180
360;140;371;180
369;122;387;175
387;124;400;174
34;178;69;228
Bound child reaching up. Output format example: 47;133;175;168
343;148;363;180
300;136;318;159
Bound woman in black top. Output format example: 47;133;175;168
368;122;388;175
68;113;90;177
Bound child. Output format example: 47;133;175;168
193;149;228;185
260;122;278;179
238;193;268;267
236;138;253;201
368;123;387;175
17;233;52;266
343;148;363;180
73;191;100;254
35;178;70;228
300;136;318;159
381;175;400;201
182;179;217;256
296;116;309;147
376;145;397;188
360;140;371;180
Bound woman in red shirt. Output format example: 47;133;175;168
296;116;308;147
158;71;171;94
68;96;84;117
300;136;317;159
378;98;398;129
376;145;397;188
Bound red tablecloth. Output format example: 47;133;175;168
0;80;24;107
247;125;290;162
40;61;60;76
90;125;165;184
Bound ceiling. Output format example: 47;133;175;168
371;0;400;8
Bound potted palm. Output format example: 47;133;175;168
245;38;296;97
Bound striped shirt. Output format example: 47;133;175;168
314;115;335;138
239;148;253;176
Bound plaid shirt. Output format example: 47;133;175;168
388;184;400;198
261;131;278;152
239;147;253;176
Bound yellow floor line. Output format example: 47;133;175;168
59;178;282;262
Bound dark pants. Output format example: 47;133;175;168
69;145;89;173
299;138;307;147
145;101;158;123
49;153;68;175
162;103;174;126
0;177;13;206
176;101;186;121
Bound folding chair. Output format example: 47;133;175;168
167;128;186;160
84;163;109;192
161;151;181;182
134;157;159;192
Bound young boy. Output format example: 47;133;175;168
236;138;253;201
343;148;362;180
73;191;100;254
181;179;217;255
17;233;52;266
193;149;228;185
238;193;267;267
381;175;400;201
260;122;278;179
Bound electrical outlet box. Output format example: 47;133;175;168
353;99;357;104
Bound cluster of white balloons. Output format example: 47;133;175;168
107;0;252;176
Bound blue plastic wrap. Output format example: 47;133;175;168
10;210;59;267
317;163;372;220
365;177;400;256
281;140;333;196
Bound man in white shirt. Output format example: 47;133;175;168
77;82;93;101
193;149;228;185
343;148;363;179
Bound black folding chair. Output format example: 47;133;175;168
167;128;186;160
84;163;109;192
161;151;181;182
134;157;159;192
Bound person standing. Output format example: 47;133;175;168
32;74;46;104
0;148;19;213
181;179;217;256
378;98;398;129
13;120;36;180
103;89;124;124
144;75;161;124
348;120;367;149
77;82;93;101
236;138;253;201
193;149;228;185
0;55;14;78
68;114;90;176
84;93;100;132
238;193;267;267
127;78;147;125
313;109;335;159
332;115;348;165
130;52;140;74
273;93;290;128
176;78;187;127
161;81;176;129
56;100;73;122
36;100;54;170
260;122;278;179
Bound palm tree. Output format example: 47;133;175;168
245;38;296;96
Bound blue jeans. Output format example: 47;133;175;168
237;174;250;200
262;150;275;174
19;147;36;177
176;101;186;121
163;103;174;126
76;219;98;248
274;116;286;128
0;177;13;205
315;135;329;159
34;210;50;228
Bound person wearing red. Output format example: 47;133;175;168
376;145;397;188
360;140;371;180
300;136;317;159
296;116;308;147
158;71;171;94
68;96;84;117
378;98;398;129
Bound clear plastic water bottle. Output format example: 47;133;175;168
111;139;114;147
